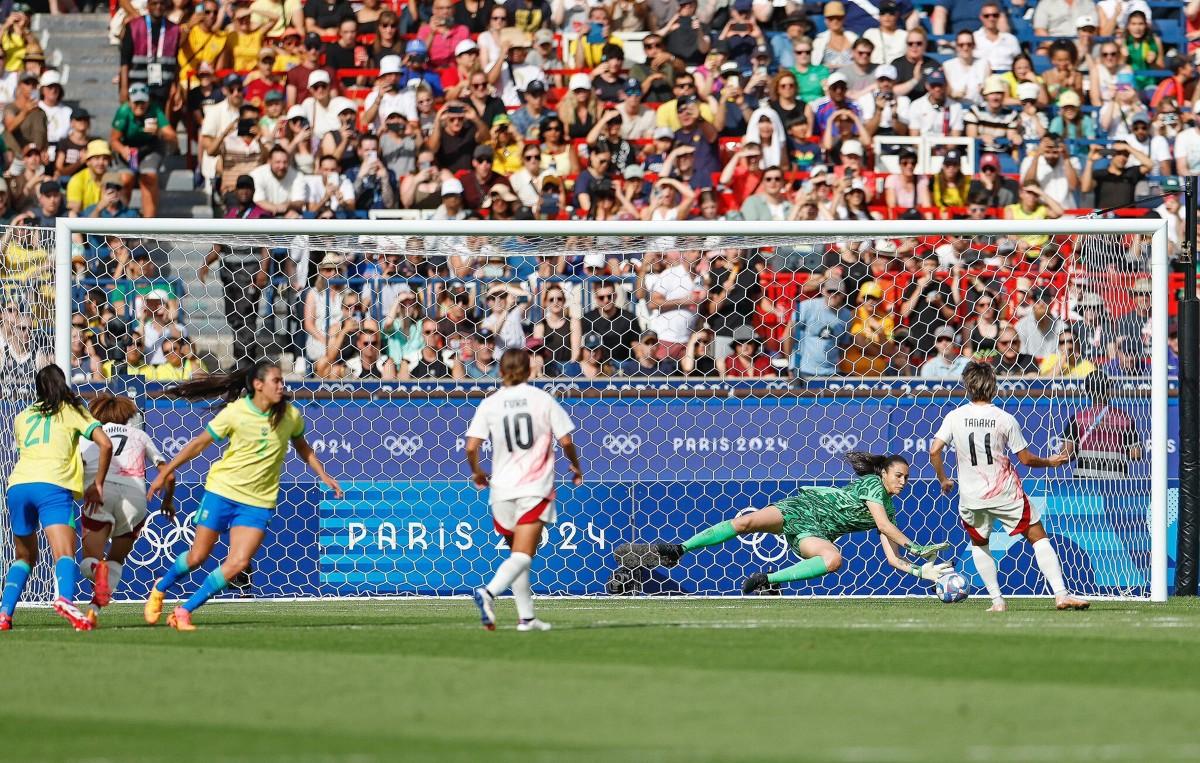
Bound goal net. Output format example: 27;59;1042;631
5;218;1171;603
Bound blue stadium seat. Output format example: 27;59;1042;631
1156;19;1185;50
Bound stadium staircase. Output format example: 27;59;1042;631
37;13;243;369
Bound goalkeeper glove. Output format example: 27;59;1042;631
905;541;951;562
910;561;954;582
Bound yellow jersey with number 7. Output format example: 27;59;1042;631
203;397;305;509
9;403;101;498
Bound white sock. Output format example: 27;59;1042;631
485;552;531;597
107;562;124;598
1032;538;1067;596
970;544;1003;602
81;557;99;581
511;567;535;621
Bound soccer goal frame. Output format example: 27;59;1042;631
52;217;1172;602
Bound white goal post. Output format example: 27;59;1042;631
46;217;1169;602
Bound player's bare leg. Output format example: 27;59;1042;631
509;523;550;632
1024;523;1089;610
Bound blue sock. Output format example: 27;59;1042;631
182;568;228;613
155;554;195;593
1;561;31;617
54;556;76;602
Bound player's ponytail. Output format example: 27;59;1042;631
845;451;908;476
33;364;87;417
165;360;292;428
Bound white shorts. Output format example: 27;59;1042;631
958;496;1039;543
491;495;556;537
81;481;149;537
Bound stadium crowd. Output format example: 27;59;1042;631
5;0;1194;381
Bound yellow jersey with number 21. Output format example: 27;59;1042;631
9;403;101;498
204;397;305;510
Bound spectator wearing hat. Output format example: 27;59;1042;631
857;64;910;137
487;30;545;110
66;140;116;217
510;81;549;139
1020;134;1079;209
989;324;1037;377
35;71;70;154
611;79;653;141
966;78;1021;148
304;0;355;36
21;178;63;227
1123;109;1170;173
632;33;683;105
199;73;247;190
844;280;895;375
808;72;860;136
440;39;481;100
457;144;509;209
967;152;1017;208
890;27;938;100
113;82;176;218
811;1;857;70
432;177;468;222
393;39;444;97
118;0;180;106
906;70;964;137
244;47;286;109
285;34;334;107
275;29;307;71
556;72;601;140
925;149;967;208
560;331;614;379
1081;140;1151;211
619;330;679;377
661;0;710;67
56;108;93;180
861;3;907;65
590;44;628;102
3;70;46;155
1049;90;1095;142
785;276;851;378
1013;81;1049;142
724;326;774;378
919;326;968;378
361;56;412;132
461;332;501;379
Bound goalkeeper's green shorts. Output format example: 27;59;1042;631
776;493;834;551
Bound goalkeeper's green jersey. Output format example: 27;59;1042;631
777;474;895;541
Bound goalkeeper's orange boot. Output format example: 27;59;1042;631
86;607;99;629
0;613;12;631
144;587;165;625
167;606;195;632
1055;594;1090;611
92;560;111;607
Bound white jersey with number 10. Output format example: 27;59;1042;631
466;383;576;503
932;402;1030;510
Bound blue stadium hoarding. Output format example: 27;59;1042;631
90;379;1173;599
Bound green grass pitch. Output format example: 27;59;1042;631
3;598;1200;763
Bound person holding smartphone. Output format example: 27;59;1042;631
110;83;175;219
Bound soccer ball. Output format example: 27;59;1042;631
935;571;970;603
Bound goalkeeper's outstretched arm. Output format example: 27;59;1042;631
880;535;952;582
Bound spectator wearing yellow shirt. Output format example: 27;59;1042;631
490;114;523;175
229;7;279;72
179;1;230;85
570;6;623;70
102;341;153;380
143;338;207;381
67;141;119;216
1;6;35;73
1039;330;1097;378
846;281;896;376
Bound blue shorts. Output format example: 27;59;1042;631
6;483;77;536
194;491;271;533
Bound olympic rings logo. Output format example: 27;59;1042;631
602;434;642;456
733;508;790;564
127;515;197;568
819;433;859;455
383;435;424;457
161;437;191;457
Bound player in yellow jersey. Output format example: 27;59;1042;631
1;365;113;631
144;361;343;631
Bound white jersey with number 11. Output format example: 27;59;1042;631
466;383;576;503
933;402;1029;510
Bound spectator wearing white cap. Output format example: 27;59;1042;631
37;71;71;155
362;55;416;131
112;82;177;218
857;64;911;137
808;71;861;135
299;69;342;141
965;76;1021;147
441;39;482;100
432;177;468;221
943;29;991;106
862;2;907;65
972;2;1020;72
